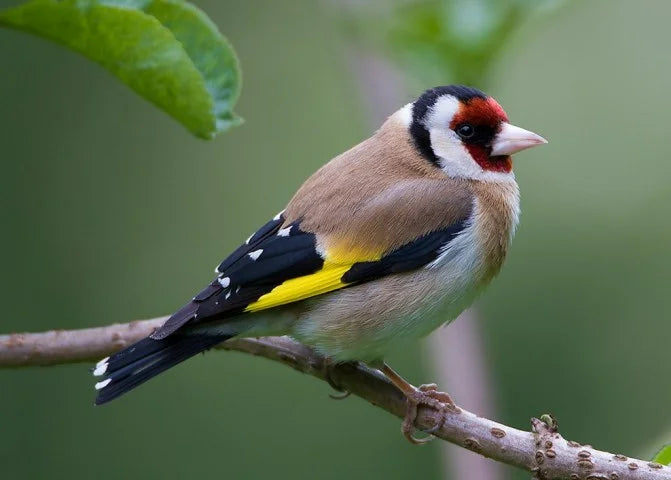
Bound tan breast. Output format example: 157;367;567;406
470;180;520;281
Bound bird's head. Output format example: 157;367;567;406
408;85;546;180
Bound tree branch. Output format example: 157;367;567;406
1;319;668;479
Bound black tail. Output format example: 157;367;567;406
93;333;230;405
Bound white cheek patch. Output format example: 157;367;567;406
430;128;482;179
424;95;460;130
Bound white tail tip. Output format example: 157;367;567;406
95;378;112;390
93;362;108;377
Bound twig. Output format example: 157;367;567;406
429;310;504;480
1;318;669;479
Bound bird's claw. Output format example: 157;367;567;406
402;384;457;444
323;358;352;400
328;390;351;400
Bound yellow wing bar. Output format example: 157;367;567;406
244;261;352;312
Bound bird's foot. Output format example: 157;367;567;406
323;358;352;400
402;383;457;444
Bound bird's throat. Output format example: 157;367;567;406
465;144;512;173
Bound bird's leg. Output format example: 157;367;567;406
381;363;457;444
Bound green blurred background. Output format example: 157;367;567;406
2;0;671;478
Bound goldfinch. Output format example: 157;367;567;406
92;85;546;442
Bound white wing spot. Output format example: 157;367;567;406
277;226;292;237
95;379;112;390
225;292;231;300
245;234;253;245
96;357;109;368
235;286;241;294
218;276;230;288
249;249;263;261
273;210;285;221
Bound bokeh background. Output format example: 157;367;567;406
2;0;671;479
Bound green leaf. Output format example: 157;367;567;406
0;0;241;139
652;444;671;465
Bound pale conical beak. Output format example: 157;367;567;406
490;122;547;156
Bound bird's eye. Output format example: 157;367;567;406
456;124;475;139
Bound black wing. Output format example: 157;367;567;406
341;219;469;284
151;213;324;339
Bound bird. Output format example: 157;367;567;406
91;85;546;443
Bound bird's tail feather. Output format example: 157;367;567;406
93;333;230;405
